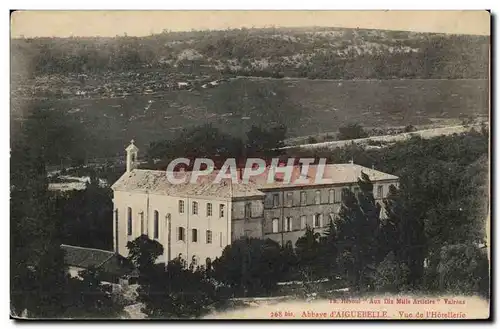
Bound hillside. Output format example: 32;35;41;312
12;26;489;83
10;27;490;163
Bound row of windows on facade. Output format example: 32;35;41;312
178;201;225;217
273;185;384;207
123;208;163;238
177;227;223;247
270;213;335;233
122;208;224;246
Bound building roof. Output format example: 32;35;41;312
61;244;135;277
249;163;399;190
111;163;398;198
111;169;265;200
61;244;115;268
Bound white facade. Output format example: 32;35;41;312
113;190;232;265
112;142;232;265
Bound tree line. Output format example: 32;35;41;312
12;28;488;80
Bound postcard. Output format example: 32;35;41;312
10;10;490;320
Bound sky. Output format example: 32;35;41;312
10;10;490;38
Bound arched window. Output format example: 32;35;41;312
272;218;279;233
315;190;321;204
329;189;336;203
313;213;322;228
300;215;307;229
127;207;132;236
153;210;159;239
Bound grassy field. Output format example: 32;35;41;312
12;77;489;159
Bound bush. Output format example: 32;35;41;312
338;123;368;140
212;238;285;297
373;252;411;293
436;243;489;297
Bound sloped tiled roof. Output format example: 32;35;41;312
111;169;265;199
250;163;399;190
61;244;115;269
111;164;398;197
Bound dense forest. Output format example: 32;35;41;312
12;27;489;80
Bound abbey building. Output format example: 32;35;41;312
111;141;399;266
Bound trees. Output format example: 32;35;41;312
294;226;322;281
63;268;126;319
335;173;382;291
212;238;284;297
435;244;489;297
338;123;368;140
11;110;69;317
53;178;114;251
125;235;221;319
379;184;426;289
126;235;164;281
245;124;287;158
11;107;125;318
138;257;221;319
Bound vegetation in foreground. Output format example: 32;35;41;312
11;107;489;317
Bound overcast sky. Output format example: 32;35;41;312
11;10;490;38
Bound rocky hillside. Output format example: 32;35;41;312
12;26;489;82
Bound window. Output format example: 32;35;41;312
206;203;213;216
219;204;225;218
315;190;321;204
329;189;336;204
153;210;159;239
127;207;132;236
178;227;185;241
273;194;280;207
219;232;223;247
377;185;384;198
286;192;293;207
272;218;279;233
313;214;322;228
192;201;198;215
244;203;252;219
206;230;212;244
191;255;198;266
300;191;307;205
285;217;293;232
300;215;307;229
179;200;185;214
192;229;198;242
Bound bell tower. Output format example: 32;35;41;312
126;139;139;172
